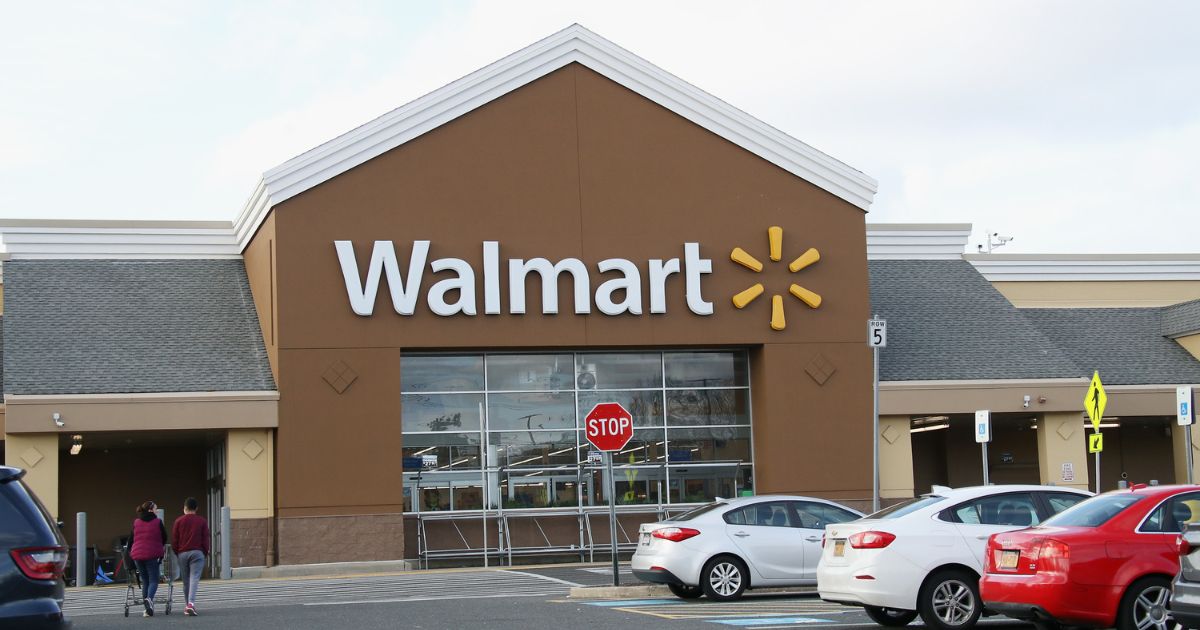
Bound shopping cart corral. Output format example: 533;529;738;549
412;504;697;568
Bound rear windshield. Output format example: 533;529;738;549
0;478;59;544
868;495;945;520
666;502;726;522
1041;494;1144;527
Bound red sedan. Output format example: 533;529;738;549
980;485;1200;630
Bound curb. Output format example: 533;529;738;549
231;559;417;580
569;584;672;598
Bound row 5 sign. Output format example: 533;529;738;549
585;402;634;452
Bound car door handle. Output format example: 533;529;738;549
805;536;821;542
975;535;990;540
733;531;750;538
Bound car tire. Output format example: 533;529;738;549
918;569;982;630
865;606;919;626
1117;576;1173;630
701;556;749;601
669;583;704;599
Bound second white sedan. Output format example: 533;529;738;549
631;495;863;600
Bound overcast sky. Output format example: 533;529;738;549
2;1;1197;253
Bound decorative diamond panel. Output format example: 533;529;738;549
804;353;837;386
242;439;264;461
1056;420;1075;441
321;360;359;395
881;423;900;445
20;447;44;468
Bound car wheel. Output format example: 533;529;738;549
669;583;704;599
918;569;982;630
701;556;748;601
865;606;919;626
1117;576;1173;630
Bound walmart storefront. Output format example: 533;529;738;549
3;26;1198;572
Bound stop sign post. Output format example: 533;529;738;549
585;402;634;586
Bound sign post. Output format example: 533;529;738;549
1180;386;1196;484
1084;372;1108;494
975;410;991;485
584;402;635;587
868;317;886;512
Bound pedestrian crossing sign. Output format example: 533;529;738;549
1084;371;1107;432
1089;432;1103;453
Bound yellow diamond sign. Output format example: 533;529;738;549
1084;371;1107;432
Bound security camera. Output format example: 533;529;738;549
1022;395;1031;409
52;412;65;428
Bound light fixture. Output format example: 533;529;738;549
53;412;65;428
910;424;949;434
69;435;83;455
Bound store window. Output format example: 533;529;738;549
401;350;753;512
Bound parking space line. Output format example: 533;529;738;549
708;617;835;626
583;599;679;607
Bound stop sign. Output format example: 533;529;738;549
584;402;634;452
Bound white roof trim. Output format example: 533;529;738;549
231;24;878;250
866;223;971;260
967;254;1200;281
0;222;241;260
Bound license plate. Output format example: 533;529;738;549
998;550;1019;570
640;533;650;546
833;540;846;557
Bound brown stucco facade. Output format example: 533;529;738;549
244;64;873;563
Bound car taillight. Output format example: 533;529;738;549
848;531;895;549
652;527;701;542
10;546;68;580
1035;538;1070;574
1177;536;1192;557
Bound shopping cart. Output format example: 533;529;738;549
121;544;175;617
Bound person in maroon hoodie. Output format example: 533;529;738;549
128;500;167;617
171;497;210;616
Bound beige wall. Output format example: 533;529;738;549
226;428;274;520
993;280;1200;308
4;433;59;518
882;381;1184;418
4;394;278;433
1037;412;1090;492
1178;334;1200;361
879;415;914;499
1173;423;1200;485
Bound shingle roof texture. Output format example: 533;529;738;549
3;259;275;395
1022;307;1200;386
868;259;1080;382
1164;298;1200;338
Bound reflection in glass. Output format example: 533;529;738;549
667;389;749;426
582;465;666;506
611;429;666;464
500;472;583;509
490;432;581;468
667;465;751;503
577;390;663;428
403;471;486;511
665;351;747;388
666;427;751;463
402;394;484;432
577;353;662;390
487;354;574;391
402;433;482;470
488;393;576;431
401;355;484;392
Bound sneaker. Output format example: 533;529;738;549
143;599;154;617
185;603;197;616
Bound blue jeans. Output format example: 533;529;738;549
134;558;161;604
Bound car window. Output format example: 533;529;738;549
1141;494;1200;533
1042;494;1144;527
792;501;859;529
869;495;944;520
949;493;1039;526
723;501;794;527
1044;492;1087;515
667;502;726;522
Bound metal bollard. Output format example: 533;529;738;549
220;506;232;579
76;512;87;588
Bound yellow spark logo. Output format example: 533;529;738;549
730;226;821;331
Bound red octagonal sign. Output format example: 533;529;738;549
584;402;634;452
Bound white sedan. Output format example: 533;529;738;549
817;484;1091;630
631;495;863;600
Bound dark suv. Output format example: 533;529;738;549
0;466;68;628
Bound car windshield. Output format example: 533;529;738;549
1041;493;1145;527
867;495;945;519
666;502;726;522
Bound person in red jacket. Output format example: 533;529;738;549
171;497;210;616
128;500;167;617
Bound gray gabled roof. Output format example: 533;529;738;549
3;259;275;395
1164;298;1200;338
868;259;1080;382
1022;307;1200;386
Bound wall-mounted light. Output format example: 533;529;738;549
1023;395;1032;408
69;435;83;455
53;412;65;428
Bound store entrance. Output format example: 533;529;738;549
912;414;1041;493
